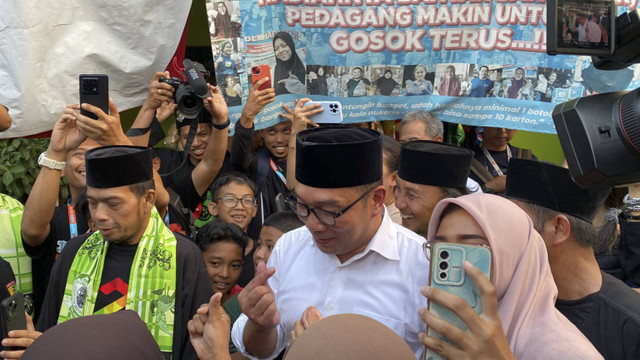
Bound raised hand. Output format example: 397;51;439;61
281;98;322;133
47;104;87;156
237;262;280;330
188;292;232;360
143;71;174;111
203;84;229;125
76;98;130;146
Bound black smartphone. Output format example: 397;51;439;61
79;74;109;119
1;292;27;351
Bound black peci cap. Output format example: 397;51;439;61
398;140;473;188
85;146;154;188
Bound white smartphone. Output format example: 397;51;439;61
307;101;343;124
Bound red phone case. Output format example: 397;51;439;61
251;65;271;90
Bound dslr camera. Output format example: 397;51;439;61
547;0;640;187
160;59;212;119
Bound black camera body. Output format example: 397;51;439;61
549;0;640;188
159;59;212;119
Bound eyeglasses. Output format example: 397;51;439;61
284;187;376;226
217;195;257;208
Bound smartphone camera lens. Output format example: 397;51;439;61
252;67;260;75
438;261;449;270
440;250;450;260
439;271;447;280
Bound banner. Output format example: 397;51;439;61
207;0;640;134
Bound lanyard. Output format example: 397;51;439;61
481;145;511;177
67;199;78;238
269;158;288;189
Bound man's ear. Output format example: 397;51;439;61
370;185;386;217
208;201;218;217
549;214;571;246
144;190;156;211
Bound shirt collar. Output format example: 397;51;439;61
339;206;400;266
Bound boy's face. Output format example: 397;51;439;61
208;182;258;232
202;241;244;295
253;226;283;270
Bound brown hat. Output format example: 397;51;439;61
22;311;163;360
284;314;415;360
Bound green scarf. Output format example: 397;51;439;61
0;194;33;298
58;207;177;353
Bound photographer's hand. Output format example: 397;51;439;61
77;99;132;146
0;313;41;360
143;71;174;111
129;71;174;147
203;84;229;125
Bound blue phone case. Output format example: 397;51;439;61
425;243;492;360
307;101;343;124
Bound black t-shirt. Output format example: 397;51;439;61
22;203;90;320
555;272;640;360
231;123;288;239
619;214;640;286
36;232;212;360
154;148;204;212
155;148;234;225
237;239;257;288
94;243;137;313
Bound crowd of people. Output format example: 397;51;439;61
1;46;640;360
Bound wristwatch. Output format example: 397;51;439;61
38;152;66;170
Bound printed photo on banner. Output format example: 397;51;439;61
206;1;242;40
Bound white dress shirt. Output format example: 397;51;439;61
231;209;430;359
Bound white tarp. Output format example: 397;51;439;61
0;1;192;138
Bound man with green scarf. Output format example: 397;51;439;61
36;145;211;360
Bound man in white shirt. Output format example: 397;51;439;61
231;126;430;359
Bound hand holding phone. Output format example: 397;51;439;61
307;101;342;124
1;293;27;351
251;65;272;91
424;243;492;360
79;74;109;120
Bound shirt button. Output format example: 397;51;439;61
327;303;335;310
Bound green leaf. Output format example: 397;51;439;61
10;165;26;174
11;139;20;147
2;171;14;186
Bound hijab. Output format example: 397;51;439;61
427;194;603;360
273;32;306;94
215;2;232;38
376;70;398;95
438;65;461;96
508;67;526;99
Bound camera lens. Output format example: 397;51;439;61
439;271;447;280
439;261;449;270
252;67;260;75
440;250;450;260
